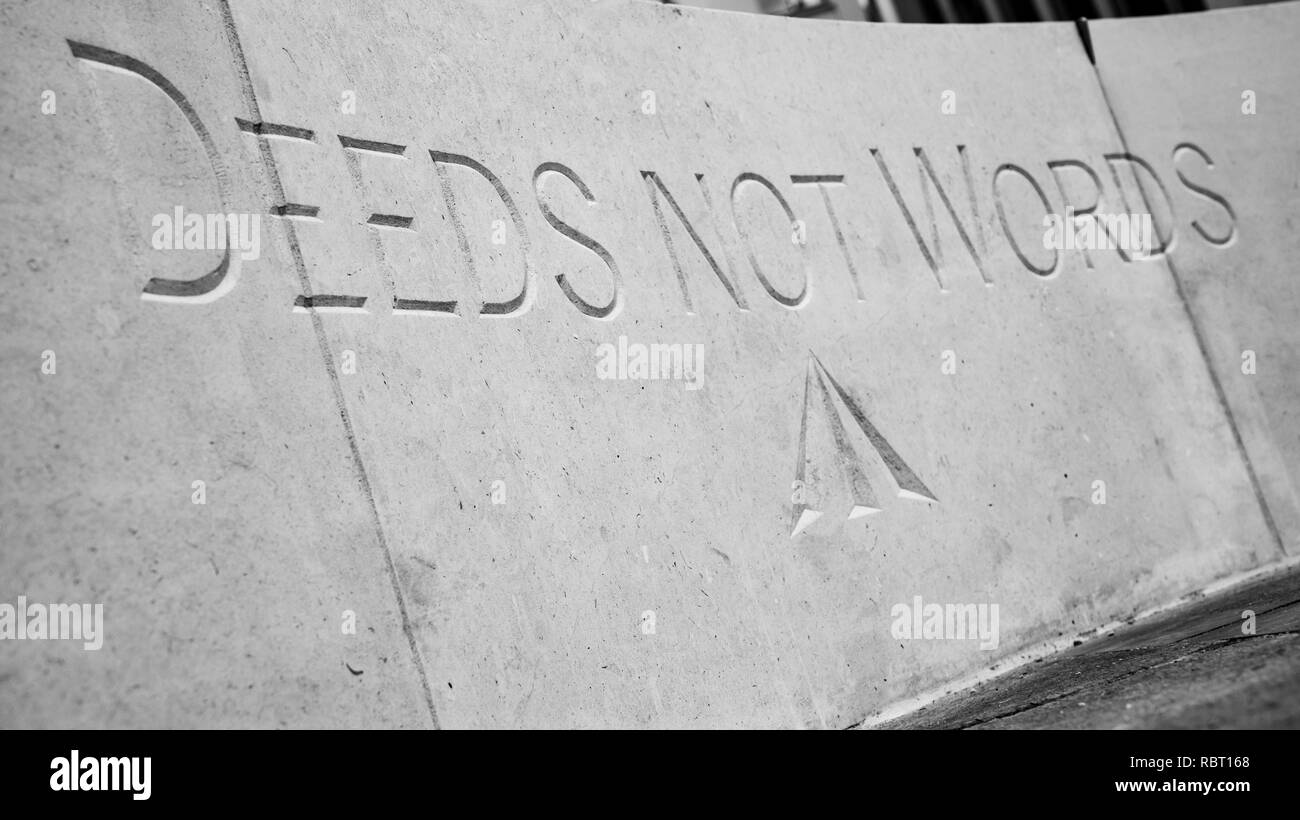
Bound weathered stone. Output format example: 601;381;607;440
1091;4;1300;557
0;0;433;727
0;0;1293;728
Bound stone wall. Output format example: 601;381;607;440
1;0;1295;728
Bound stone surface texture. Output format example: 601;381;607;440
0;0;1295;728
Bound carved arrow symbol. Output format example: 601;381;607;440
790;352;937;538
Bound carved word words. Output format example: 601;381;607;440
69;42;1238;321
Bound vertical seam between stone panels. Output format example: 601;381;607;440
216;0;441;728
1075;20;1285;559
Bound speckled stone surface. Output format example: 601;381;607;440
0;0;1294;727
